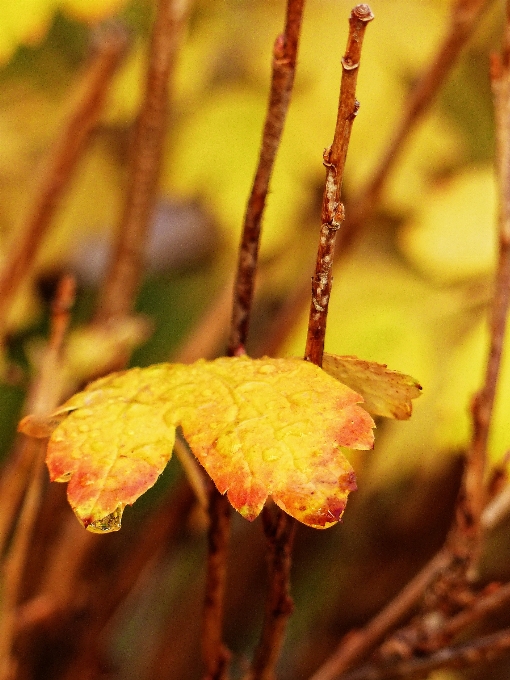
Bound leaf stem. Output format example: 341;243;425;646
95;0;190;323
227;0;306;356
0;26;126;335
304;5;373;367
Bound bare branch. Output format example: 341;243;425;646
0;276;75;680
448;0;510;562
304;4;373;367
228;0;306;356
243;506;296;680
308;549;452;680
202;484;232;680
340;0;492;250
0;27;127;334
95;0;190;323
340;627;510;680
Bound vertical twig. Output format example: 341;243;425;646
202;483;232;680
0;27;126;333
203;1;307;675
258;0;492;359
0;277;75;680
227;0;306;356
304;4;373;367
341;0;492;248
450;0;510;559
243;506;296;680
95;0;190;323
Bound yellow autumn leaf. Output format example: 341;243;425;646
19;356;375;532
321;354;422;420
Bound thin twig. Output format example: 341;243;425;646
95;0;190;323
448;0;510;561
202;483;232;680
340;627;510;680
0;27;126;334
243;506;296;680
304;4;373;366
227;0;306;356
0;277;75;680
259;0;492;359
310;9;510;679
308;549;452;680
339;0;492;251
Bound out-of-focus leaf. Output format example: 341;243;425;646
19;356;375;531
322;354;422;419
398;166;497;283
0;0;128;66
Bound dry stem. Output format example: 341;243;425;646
0;277;75;680
340;627;510;680
304;4;373;366
310;8;510;679
202;484;232;680
0;27;126;334
447;1;510;563
340;0;492;250
227;0;306;356
260;0;492;359
96;0;190;323
309;549;452;680
243;506;296;680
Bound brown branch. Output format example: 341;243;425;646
308;549;452;680
304;4;373;367
95;0;190;323
447;0;510;562
202;484;232;680
243;506;296;680
0;27;127;334
227;0;306;356
339;0;492;251
0;276;75;680
259;0;492;359
340;627;510;680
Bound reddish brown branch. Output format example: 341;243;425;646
304;4;373;367
259;0;492;359
0;276;75;680
244;506;296;680
340;627;510;680
0;27;127;334
202;484;232;680
340;0;492;250
227;0;306;356
448;2;510;561
95;0;190;323
309;549;452;680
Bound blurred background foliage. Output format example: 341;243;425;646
0;0;509;678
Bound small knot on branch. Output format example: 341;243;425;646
341;56;359;71
273;34;286;61
352;4;374;22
